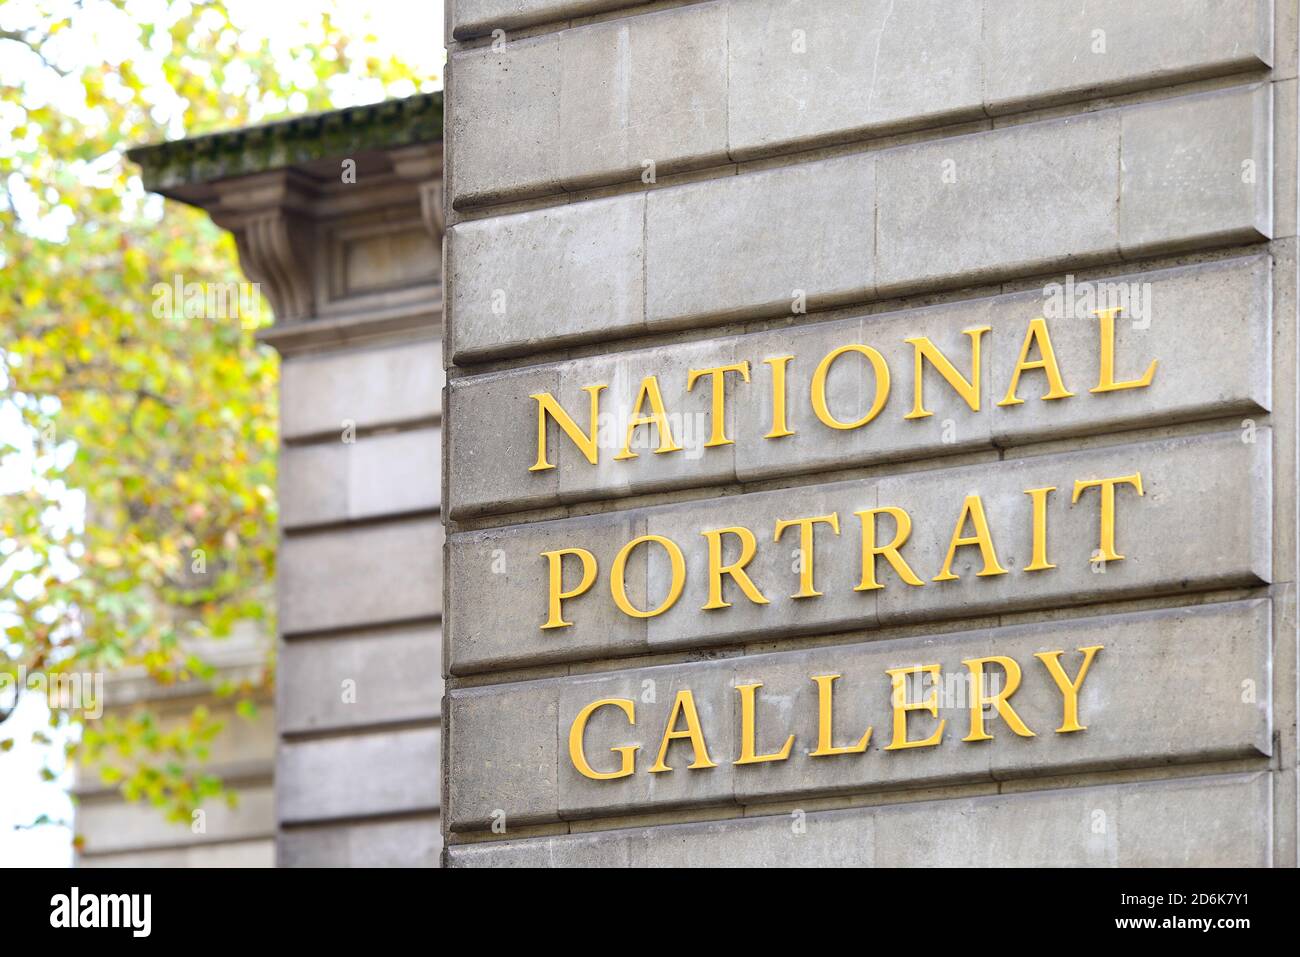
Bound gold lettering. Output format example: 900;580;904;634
1072;473;1143;562
701;526;769;610
811;344;891;430
883;664;946;750
649;689;717;773
998;317;1075;406
1091;307;1157;394
540;547;598;630
773;513;841;598
809;674;872;756
569;698;638;780
933;494;1009;581
1034;645;1103;733
903;326;990;419
611;534;685;618
687;361;751;448
764;355;796;439
615;375;684;460
734;683;795;765
1024;486;1057;572
961;655;1035;742
854;506;925;591
530;385;606;471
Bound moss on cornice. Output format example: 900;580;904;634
127;91;442;193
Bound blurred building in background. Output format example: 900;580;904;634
85;93;445;866
75;625;275;867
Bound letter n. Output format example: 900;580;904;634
530;385;606;471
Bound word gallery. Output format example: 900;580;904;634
567;645;1102;780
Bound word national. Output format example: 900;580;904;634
568;646;1101;780
529;309;1155;470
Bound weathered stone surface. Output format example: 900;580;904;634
280;443;345;529
449;1;1273;197
446;678;560;830
875;431;1271;626
448;87;1268;359
80;840;276;868
345;428;440;518
448;337;741;516
279;338;442;440
876;109;1120;294
558;662;740;821
448;430;1271;673
448;509;648;673
279;625;443;733
449;600;1269;826
984;0;1273;113
281;518;442;636
449;2;731;206
445;34;562;205
448;2;731;203
1115;773;1273;867
874;772;1271;867
988;255;1271;444
77;785;274;854
187;702;276;768
278;727;440;823
445;255;1271;516
446;194;645;361
281;426;440;529
1120;83;1273;255
558;3;729;188
443;0;1295;871
645;154;875;328
446;364;560;515
728;0;983;158
450;0;642;39
448;772;1272;866
279;816;442;867
643;479;881;651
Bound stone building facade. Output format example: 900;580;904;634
117;0;1300;868
126;94;445;866
75;626;275;867
440;0;1299;866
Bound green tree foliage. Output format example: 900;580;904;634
0;0;431;845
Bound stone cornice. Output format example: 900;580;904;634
127;95;444;346
202;171;321;322
127;92;443;197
